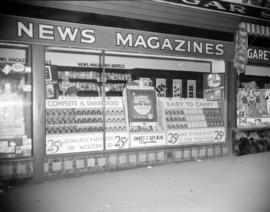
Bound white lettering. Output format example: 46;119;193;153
174;39;186;51
81;29;96;44
259;50;264;60
57;26;78;42
134;35;147;48
182;0;200;5
161;39;173;50
216;44;224;55
205;43;214;54
230;4;246;14
264;50;269;60
116;33;132;46
261;10;270;19
193;42;203;53
248;48;252;59
204;1;226;10
17;21;33;38
147;36;160;49
39;24;54;40
253;50;258;59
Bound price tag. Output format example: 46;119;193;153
167;127;225;145
46;133;103;154
106;132;129;150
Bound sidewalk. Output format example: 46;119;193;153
1;152;270;212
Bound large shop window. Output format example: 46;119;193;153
45;48;226;155
237;65;270;129
0;44;32;158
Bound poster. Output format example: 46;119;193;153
156;78;166;97
203;74;225;101
125;86;157;123
45;65;52;82
130;132;166;147
167;127;225;145
165;98;218;109
46;97;123;109
172;79;182;97
0;90;25;138
46;133;103;154
187;80;196;98
237;88;270;117
105;131;129;150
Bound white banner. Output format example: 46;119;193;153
165;98;218;109
237;117;270;127
130;132;166;147
46;97;123;109
105;131;129;150
46;133;103;154
167;127;225;145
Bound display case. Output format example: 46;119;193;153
45;97;104;154
45;97;130;154
45;65;132;98
162;98;225;145
0;45;32;158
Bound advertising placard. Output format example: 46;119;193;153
167;127;225;145
203;73;225;101
0;92;25;138
46;97;123;109
46;133;103;154
125;86;157;123
165;98;218;109
130;132;166;147
105;131;129;150
248;46;270;65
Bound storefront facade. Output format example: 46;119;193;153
235;22;270;155
0;1;269;183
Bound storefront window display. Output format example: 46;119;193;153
237;70;270;128
235;65;270;156
0;44;32;158
44;47;226;155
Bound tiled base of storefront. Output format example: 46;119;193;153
0;144;228;183
0;158;33;184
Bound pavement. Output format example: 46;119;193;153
1;152;270;212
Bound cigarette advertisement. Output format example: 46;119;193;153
125;86;157;123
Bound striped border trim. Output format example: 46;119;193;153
244;22;270;37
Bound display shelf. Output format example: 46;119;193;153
234;126;270;132
106;79;128;83
165;107;224;129
58;78;99;83
105;107;127;132
46;107;103;134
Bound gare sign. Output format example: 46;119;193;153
157;0;270;21
248;46;270;65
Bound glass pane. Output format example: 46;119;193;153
0;44;32;158
45;49;104;155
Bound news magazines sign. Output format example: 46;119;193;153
248;46;270;65
156;0;270;21
0;14;233;60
